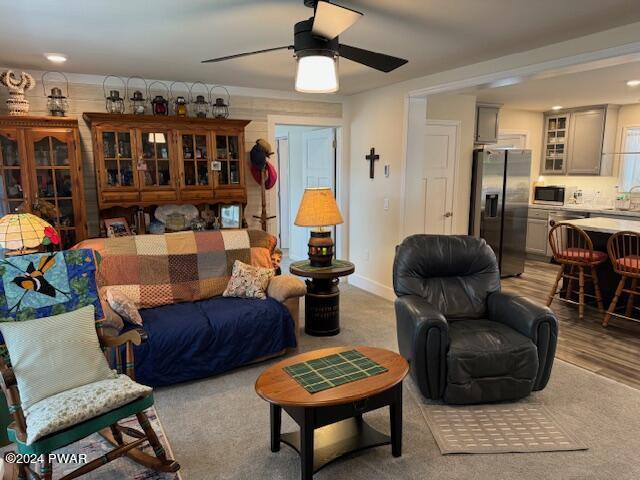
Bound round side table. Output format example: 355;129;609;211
289;260;355;336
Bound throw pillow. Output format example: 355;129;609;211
0;305;117;410
223;260;274;300
105;287;143;326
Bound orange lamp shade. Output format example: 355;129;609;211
0;213;58;251
294;187;343;228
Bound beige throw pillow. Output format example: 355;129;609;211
0;305;117;410
223;260;275;300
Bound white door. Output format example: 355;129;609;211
289;128;336;260
276;137;290;249
423;122;458;234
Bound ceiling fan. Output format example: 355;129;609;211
201;0;408;93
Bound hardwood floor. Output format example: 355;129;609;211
503;259;640;390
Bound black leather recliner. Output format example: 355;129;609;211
394;235;558;404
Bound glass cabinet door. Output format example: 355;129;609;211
26;130;80;248
0;129;26;216
180;132;210;187
544;115;568;173
215;134;241;186
100;129;136;189
140;131;172;188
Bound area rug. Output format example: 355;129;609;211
52;406;181;479
422;403;587;454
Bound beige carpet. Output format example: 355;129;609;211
154;285;640;480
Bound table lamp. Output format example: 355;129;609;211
294;187;343;267
0;213;60;255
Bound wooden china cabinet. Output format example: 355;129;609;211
83;113;249;228
0;116;87;248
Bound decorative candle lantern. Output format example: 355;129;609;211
106;90;125;114
130;90;146;114
174;96;188;117
169;81;190;117
189;81;209;118
42;71;69;117
151;95;169;115
193;95;208;118
126;76;148;115
209;85;230;119
47;88;68;117
103;75;126;114
148;80;170;116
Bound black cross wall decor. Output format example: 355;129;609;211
366;147;380;179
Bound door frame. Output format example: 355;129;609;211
267;115;345;260
424;119;461;235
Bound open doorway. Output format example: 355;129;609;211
275;125;337;262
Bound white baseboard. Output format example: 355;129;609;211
348;274;396;302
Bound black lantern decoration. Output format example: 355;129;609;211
103;75;126;114
148;80;169;116
170;81;190;117
189;81;209;118
209;85;230;119
126;76;148;115
42;71;69;117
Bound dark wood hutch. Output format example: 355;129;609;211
0;115;87;248
83;113;251;232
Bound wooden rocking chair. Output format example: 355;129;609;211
0;328;180;479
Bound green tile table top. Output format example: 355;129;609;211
284;349;388;394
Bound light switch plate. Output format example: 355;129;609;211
384;164;390;177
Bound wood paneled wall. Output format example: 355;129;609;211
0;77;342;236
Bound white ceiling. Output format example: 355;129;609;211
470;61;640;111
1;0;640;96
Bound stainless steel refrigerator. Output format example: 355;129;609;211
469;148;531;277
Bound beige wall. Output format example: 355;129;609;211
0;72;341;237
347;21;640;299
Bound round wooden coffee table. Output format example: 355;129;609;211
255;346;408;480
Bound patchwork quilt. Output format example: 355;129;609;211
75;230;278;309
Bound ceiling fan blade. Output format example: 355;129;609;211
312;1;363;40
202;46;293;63
338;44;408;72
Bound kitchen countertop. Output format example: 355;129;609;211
562;217;640;234
529;203;640;218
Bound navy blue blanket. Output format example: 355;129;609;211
122;296;296;387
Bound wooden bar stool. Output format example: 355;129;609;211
547;223;606;320
603;230;640;327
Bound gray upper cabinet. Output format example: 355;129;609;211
566;108;605;175
475;104;500;144
541;105;618;176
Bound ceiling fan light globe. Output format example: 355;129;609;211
295;55;338;93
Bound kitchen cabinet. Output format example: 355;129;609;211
541;105;618;176
0;116;87;249
566;108;605;175
475;104;500;145
541;114;569;174
83;113;250;215
525;208;549;256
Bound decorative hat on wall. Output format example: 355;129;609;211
249;139;278;189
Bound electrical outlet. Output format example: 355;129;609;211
363;250;370;261
383;198;389;210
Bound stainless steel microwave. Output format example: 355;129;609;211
533;186;565;205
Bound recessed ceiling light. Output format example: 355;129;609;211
551;105;563;111
627;80;640;87
45;53;67;63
